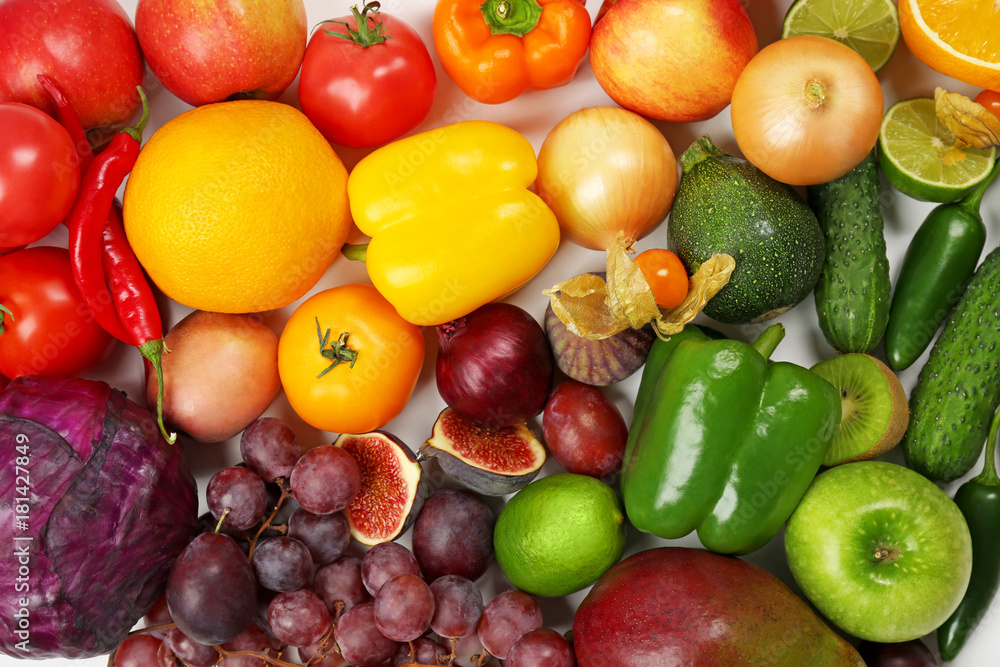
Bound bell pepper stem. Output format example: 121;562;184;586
751;324;785;361
0;304;12;336
959;158;1000;215
139;338;177;444
972;406;1000;487
342;243;369;262
479;0;543;37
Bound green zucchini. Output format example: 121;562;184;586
904;245;1000;482
807;152;891;353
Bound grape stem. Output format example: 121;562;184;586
247;478;290;560
212;647;300;666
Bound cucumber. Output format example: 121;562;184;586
903;245;1000;482
807;152;891;353
668;136;826;324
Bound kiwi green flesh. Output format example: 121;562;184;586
811;354;908;466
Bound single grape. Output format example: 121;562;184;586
412;488;494;581
335;601;400;667
241;417;302;482
290;445;361;514
313;555;372;614
166;533;257;646
288;507;350;564
267;589;331;648
506;628;576;667
207;466;268;531
453;633;499;667
218;622;285;666
392;635;448;666
254;587;278;639
156;638;176;667
361;541;420;596
142;593;172;639
113;634;164;667
857;639;938;667
251;536;314;592
477;590;544;660
374;573;435;642
164;628;218;667
429;574;483;639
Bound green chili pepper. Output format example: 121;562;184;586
622;324;840;555
884;160;1000;372
937;406;1000;662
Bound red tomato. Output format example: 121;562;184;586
0;247;116;379
0;103;81;247
298;3;436;148
975;89;1000;120
634;248;689;309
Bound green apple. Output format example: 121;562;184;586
785;461;972;643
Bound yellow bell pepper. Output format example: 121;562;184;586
347;120;560;326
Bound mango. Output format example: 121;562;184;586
573;547;864;666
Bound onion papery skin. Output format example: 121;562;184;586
435;303;554;428
731;36;884;186
536;106;678;251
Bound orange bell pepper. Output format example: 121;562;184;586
432;0;592;104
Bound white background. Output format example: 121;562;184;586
7;0;1000;664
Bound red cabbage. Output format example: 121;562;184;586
0;376;198;659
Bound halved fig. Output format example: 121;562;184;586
333;431;429;546
419;408;547;496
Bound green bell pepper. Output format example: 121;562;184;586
622;324;840;555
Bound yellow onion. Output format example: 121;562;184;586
536;106;678;251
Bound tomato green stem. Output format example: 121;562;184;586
341;243;369;262
479;0;543;37
972;406;1000;487
321;2;392;46
0;304;12;336
315;318;359;378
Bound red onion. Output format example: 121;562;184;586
436;303;553;427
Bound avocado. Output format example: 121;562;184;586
668;136;826;324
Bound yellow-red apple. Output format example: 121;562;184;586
590;0;758;122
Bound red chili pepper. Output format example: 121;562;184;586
36;74;93;175
66;87;175;443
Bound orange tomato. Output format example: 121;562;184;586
278;284;425;434
634;248;689;309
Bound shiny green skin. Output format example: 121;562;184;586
669;136;826;324
807;152;891;354
904;245;1000;482
622;325;840;555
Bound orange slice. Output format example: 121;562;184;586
898;0;1000;90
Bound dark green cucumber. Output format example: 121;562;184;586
807;152;891;353
668;136;826;324
904;245;1000;482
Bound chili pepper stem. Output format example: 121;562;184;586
341;243;369;262
972;406;1000;487
959;158;1000;215
751;324;786;360
122;87;150;143
479;0;543;37
139;338;176;444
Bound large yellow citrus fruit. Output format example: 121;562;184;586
898;0;1000;90
123;100;351;313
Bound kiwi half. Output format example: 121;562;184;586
810;354;909;466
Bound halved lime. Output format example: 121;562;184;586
781;0;901;72
878;97;997;203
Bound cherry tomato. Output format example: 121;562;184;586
298;2;436;148
634;248;689;309
0;103;81;247
0;247;116;379
278;284;425;434
975;90;1000;121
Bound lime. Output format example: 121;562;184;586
493;473;625;598
878;97;997;203
781;0;901;72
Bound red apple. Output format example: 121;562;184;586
590;0;758;122
0;0;144;132
136;0;307;107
